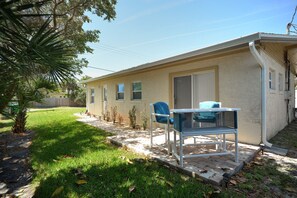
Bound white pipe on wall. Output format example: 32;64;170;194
249;41;273;148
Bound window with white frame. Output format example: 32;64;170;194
269;69;276;90
90;88;95;103
278;73;283;91
132;82;142;100
116;83;124;100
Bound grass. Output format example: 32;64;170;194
1;107;296;197
26;108;214;197
270;120;297;149
0;118;13;133
221;154;297;197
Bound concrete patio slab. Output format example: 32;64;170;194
75;113;260;186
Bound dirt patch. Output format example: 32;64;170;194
0;131;35;197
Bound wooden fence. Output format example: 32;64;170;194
31;98;83;108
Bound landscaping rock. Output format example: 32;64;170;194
0;131;35;197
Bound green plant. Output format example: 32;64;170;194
106;111;111;122
118;114;123;125
129;106;137;129
141;105;148;130
142;114;148;130
101;112;106;120
111;106;118;124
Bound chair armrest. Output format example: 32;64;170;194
151;113;170;117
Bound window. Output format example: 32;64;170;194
269;69;276;90
90;88;95;103
278;73;283;91
103;86;107;101
132;82;142;100
116;84;124;100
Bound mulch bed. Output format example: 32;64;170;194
0;131;34;197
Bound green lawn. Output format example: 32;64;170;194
27;108;215;197
0;118;14;133
1;108;296;197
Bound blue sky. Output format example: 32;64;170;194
80;0;296;78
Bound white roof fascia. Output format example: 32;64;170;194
82;32;297;84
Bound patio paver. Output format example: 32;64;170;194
75;113;260;186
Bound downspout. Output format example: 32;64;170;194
249;41;273;147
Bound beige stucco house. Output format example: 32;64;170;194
83;32;297;145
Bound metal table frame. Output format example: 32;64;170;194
171;108;240;167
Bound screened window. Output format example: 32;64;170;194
90;88;95;103
278;73;283;91
116;84;124;100
269;69;276;90
132;82;142;100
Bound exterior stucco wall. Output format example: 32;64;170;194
86;81;102;116
260;43;295;140
219;52;262;144
86;49;263;144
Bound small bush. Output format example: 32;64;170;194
129;106;137;129
142;114;148;130
111;106;118;123
101;112;106;120
106;111;111;122
118;114;123;125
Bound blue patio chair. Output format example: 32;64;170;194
150;102;174;154
193;101;221;125
193;101;222;147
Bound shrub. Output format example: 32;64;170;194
128;106;137;129
106;111;111;122
142;114;148;130
118;114;123;125
101;112;106;120
111;106;117;124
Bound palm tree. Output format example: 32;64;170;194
0;1;79;133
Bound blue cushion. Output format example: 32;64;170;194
153;102;174;124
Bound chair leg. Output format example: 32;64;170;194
150;115;153;148
223;134;226;151
179;133;184;167
173;130;177;154
215;135;219;151
167;122;171;155
235;131;238;163
165;124;168;143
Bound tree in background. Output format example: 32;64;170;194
62;76;91;106
0;0;117;133
23;0;117;64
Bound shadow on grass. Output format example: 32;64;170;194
0;120;13;128
222;153;297;197
270;119;297;150
34;159;213;198
0;119;13;133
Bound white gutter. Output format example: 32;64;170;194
249;41;272;147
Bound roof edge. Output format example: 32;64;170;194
82;32;297;84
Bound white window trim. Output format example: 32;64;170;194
116;83;125;100
90;88;95;104
103;85;107;102
131;81;142;100
269;69;276;94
